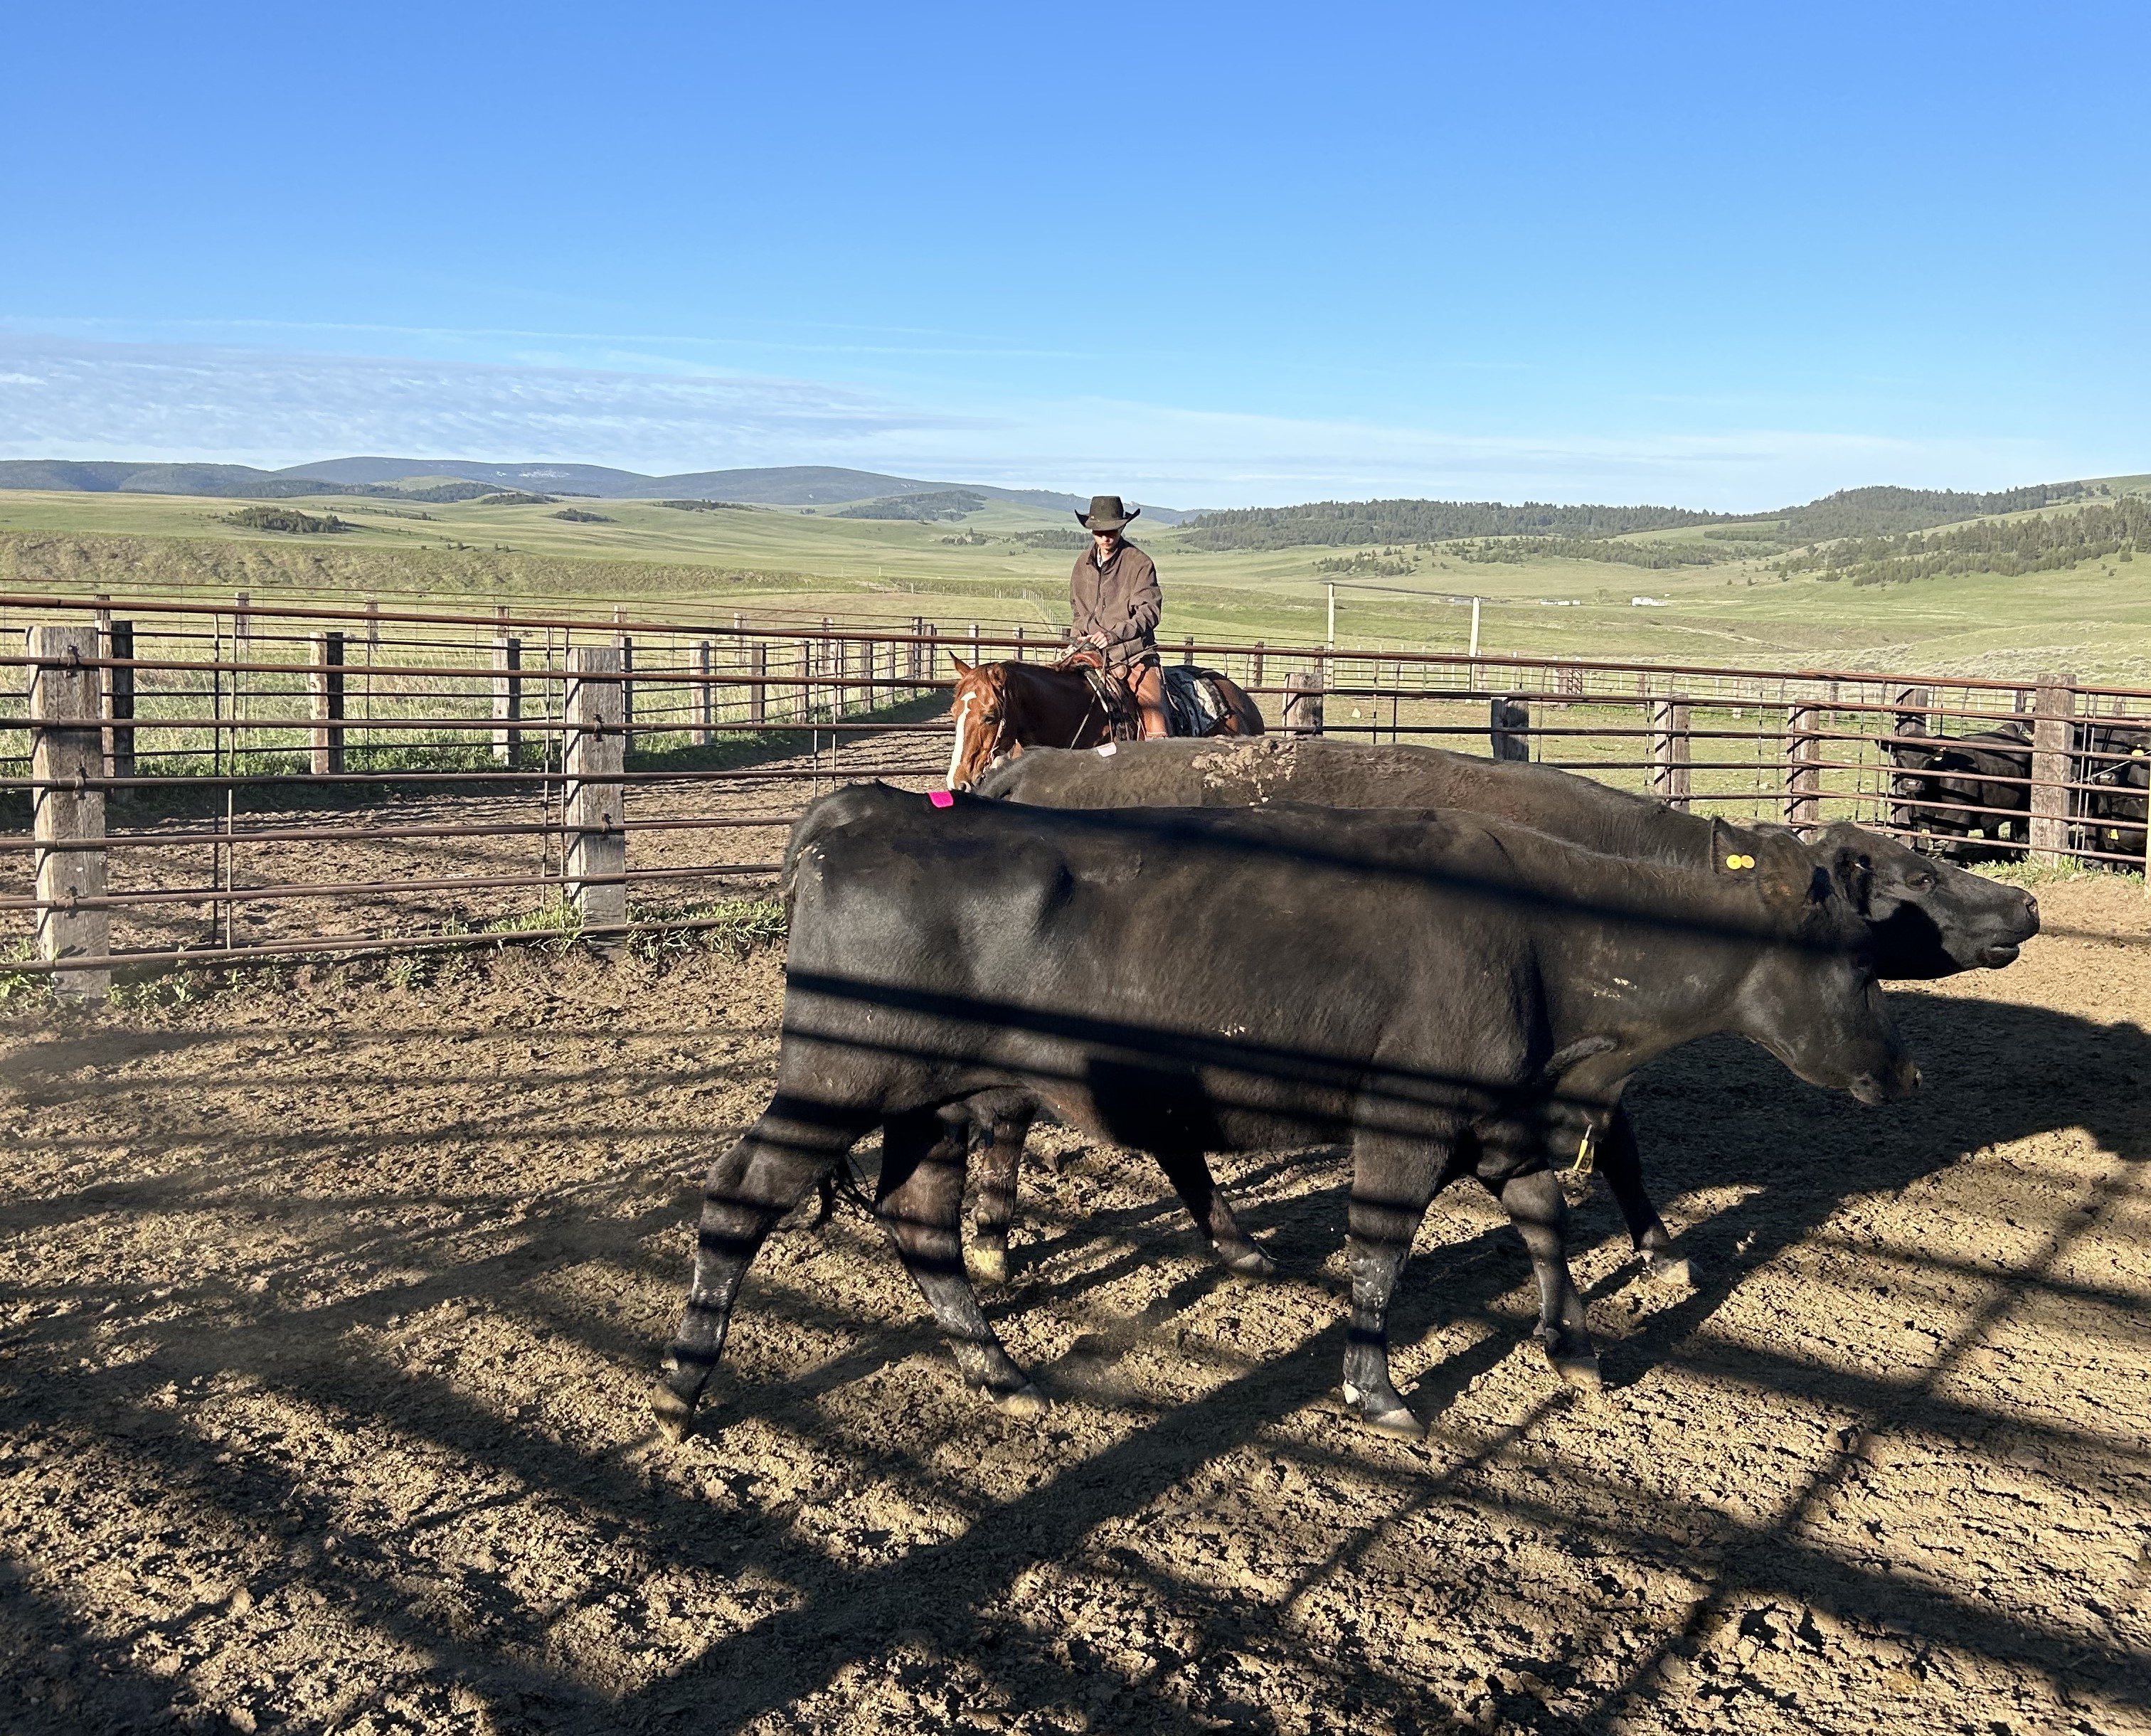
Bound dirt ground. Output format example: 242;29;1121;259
1;877;2147;1736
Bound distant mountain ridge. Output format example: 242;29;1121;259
0;457;1196;520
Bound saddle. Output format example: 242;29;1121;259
1054;647;1143;742
1054;648;1230;741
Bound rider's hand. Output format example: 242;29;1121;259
1087;631;1110;649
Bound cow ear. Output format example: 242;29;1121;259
1710;819;1761;877
1829;846;1874;916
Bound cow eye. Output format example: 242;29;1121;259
1911;872;1935;890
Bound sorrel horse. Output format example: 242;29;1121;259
945;653;1264;789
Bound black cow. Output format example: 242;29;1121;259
1885;713;2034;863
655;787;1916;1441
965;737;2034;1284
2078;722;2151;866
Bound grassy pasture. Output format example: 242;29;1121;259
1;482;2149;682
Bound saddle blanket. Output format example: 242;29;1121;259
1162;664;1228;737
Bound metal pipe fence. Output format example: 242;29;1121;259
2;590;2145;993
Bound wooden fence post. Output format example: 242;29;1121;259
1183;634;1195;666
104;619;135;784
1490;696;1530;762
491;633;522;767
1251;642;1265;692
1650;696;1692;809
695;639;716;745
796;639;813;722
910;617;925;689
2029;675;2077;860
1785;703;1822;828
1284;668;1324;737
310;631;346;776
746;639;767;727
27;626;109;999
564;646;627;947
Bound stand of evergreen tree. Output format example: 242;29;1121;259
1457;536;1732;570
1775;496;2147;587
1179;498;1728;550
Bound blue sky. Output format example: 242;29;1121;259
3;2;2144;509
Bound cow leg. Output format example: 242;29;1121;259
878;1108;1046;1415
1596;1108;1690;1285
1339;1139;1455;1439
968;1103;1035;1287
1490;1165;1600;1392
1154;1149;1276;1279
654;1095;874;1441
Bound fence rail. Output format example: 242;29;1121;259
2;590;2145;995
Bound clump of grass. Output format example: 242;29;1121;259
484;900;583;943
629;897;787;962
1972;855;2140;888
0;937;49;1006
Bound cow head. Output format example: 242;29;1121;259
1802;821;2039;976
946;658;1020;792
1723;828;1921;1107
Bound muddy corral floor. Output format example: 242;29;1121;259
1;880;2147;1736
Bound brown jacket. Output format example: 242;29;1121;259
1068;540;1162;672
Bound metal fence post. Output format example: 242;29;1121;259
695;639;715;745
970;622;982;668
565;646;627;947
491;633;522;767
1491;696;1530;762
310;631;346;776
104;619;135;784
1650;696;1692;809
2029;675;2076;859
747;639;767;727
27;626;109;999
612;614;634;754
1785;703;1821;828
1284;667;1324;737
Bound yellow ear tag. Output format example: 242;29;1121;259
1727;853;1754;870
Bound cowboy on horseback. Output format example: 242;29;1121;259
1070;494;1168;741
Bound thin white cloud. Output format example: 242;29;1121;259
0;332;2092;510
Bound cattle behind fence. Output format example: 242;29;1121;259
1;590;2145;994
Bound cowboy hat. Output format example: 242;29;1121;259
1076;494;1140;532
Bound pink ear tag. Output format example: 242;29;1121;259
929;790;955;809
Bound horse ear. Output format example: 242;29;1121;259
950;654;972;675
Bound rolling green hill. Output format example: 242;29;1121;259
1;470;2146;683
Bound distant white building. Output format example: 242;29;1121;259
1630;597;1667;607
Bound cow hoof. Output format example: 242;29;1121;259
991;1383;1048;1419
1642;1250;1692;1287
1341;1383;1425;1439
1552;1353;1603;1394
1223;1247;1278;1281
651;1383;696;1444
970;1245;1010;1287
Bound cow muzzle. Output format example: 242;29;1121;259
1849;1058;1922;1107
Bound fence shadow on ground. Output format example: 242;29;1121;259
1;973;2147;1732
